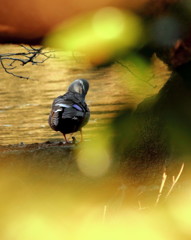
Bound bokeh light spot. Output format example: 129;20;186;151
45;8;144;65
77;132;112;178
92;7;126;40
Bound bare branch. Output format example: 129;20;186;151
20;44;34;52
0;60;29;79
116;59;157;88
0;45;55;79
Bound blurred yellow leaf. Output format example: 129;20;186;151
45;7;144;64
76;129;112;178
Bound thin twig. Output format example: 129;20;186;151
0;60;29;79
155;171;167;206
116;59;157;88
20;44;33;51
0;45;54;79
166;163;184;198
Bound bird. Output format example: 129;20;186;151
48;79;90;143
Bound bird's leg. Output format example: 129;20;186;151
70;133;76;144
80;129;83;142
63;133;68;144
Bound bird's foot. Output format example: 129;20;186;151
62;134;78;145
72;136;77;144
61;137;77;145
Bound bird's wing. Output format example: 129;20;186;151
48;96;71;130
48;93;86;130
71;92;90;112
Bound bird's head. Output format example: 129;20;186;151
68;79;89;97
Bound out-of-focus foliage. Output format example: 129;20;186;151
117;54;157;103
0;165;190;240
0;0;149;43
44;1;191;67
1;1;191;239
76;129;112;177
45;7;144;65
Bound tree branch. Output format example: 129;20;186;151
0;45;55;79
116;59;157;88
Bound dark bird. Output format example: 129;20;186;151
48;79;90;143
